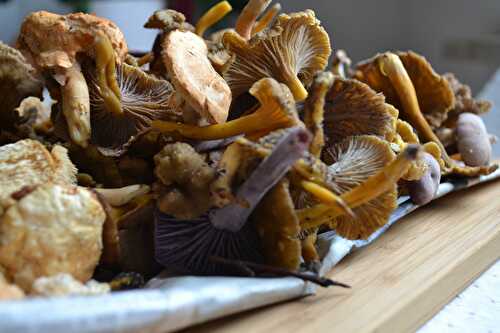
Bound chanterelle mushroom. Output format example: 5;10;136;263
162;29;231;124
17;11;128;147
0;42;43;131
0;139;76;210
0;183;105;291
223;10;331;101
152;77;300;140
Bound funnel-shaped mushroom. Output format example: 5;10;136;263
86;38;178;149
155;127;310;274
17;11;128;147
223;10;331;101
298;141;421;239
152;77;300;140
0;42;43;131
162;29;231;124
355;52;496;176
322;77;398;151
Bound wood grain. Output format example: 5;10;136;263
186;179;500;333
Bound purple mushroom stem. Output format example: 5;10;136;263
210;127;311;232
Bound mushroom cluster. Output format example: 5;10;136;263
0;0;496;300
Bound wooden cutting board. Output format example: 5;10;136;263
186;178;500;333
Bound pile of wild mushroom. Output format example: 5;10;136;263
0;1;497;300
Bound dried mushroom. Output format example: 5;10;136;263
0;184;105;291
17;11;128;147
155;127;310;274
154;142;217;219
162;29;231;124
223;10;331;101
0;139;76;209
0;42;43;131
153;78;300;140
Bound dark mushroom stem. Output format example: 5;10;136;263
155;127;311;274
209;256;350;288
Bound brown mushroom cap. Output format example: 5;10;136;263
144;9;194;32
322;135;397;239
322;77;398;152
86;62;178;149
162;30;231;124
223;10;331;101
17;11;127;71
354;51;455;129
0;42;43;130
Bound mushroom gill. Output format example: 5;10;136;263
223;10;331;101
152;78;300;140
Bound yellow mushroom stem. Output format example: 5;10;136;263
235;137;353;218
94;33;122;116
195;1;232;36
211;142;242;207
298;144;421;230
152;100;297;140
61;64;91;147
251;3;281;35
283;71;309;102
136;52;154;67
378;53;452;165
235;0;271;40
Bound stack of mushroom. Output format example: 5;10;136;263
0;0;496;300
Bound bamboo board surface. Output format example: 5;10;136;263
186;177;500;333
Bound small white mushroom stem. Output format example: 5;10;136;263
94;184;150;207
61;64;91;148
235;0;272;40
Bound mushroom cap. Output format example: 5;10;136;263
322;77;398;151
223;10;331;100
86;62;178;149
323;135;397;240
0;184;105;291
0;139;76;209
144;9;194;32
162;30;231;124
0;42;43;130
17;11;128;70
354;51;455;129
250;178;301;270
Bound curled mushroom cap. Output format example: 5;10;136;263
0;42;43;130
0;139;76;209
0;184;105;291
162;29;231;124
17;11;127;70
355;51;455;129
223;10;331;101
152;77;300;140
322;77;398;150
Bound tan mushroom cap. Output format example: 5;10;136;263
354;51;455;129
0;42;43;130
17;11;128;70
322;77;398;152
0;184;105;292
162;30;231;124
223;10;331;101
0;139;76;210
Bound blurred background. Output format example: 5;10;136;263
2;0;500;91
1;0;499;153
